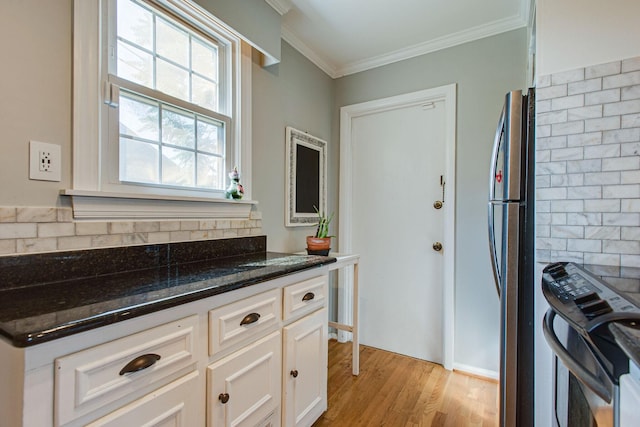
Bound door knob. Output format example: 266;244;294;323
432;242;443;252
433;200;443;209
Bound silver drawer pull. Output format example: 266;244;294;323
240;312;261;326
119;353;161;376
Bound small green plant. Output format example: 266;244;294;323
314;207;334;238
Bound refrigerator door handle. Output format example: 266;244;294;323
488;106;505;202
488;106;505;297
488;201;501;297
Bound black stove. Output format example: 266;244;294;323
542;262;640;427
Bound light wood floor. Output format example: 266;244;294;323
313;340;498;427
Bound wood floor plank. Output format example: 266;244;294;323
314;340;498;427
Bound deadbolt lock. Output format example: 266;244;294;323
433;200;443;209
433;242;443;252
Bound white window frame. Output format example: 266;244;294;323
67;0;254;220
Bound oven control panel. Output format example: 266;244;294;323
542;262;640;332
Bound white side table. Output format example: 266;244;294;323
296;251;360;375
327;253;360;375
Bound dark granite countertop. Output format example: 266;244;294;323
610;322;640;369
0;236;335;348
579;264;640;369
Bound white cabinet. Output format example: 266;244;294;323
207;331;282;427
621;361;640;427
282;308;328;427
0;269;329;427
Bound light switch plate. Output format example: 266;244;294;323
29;140;61;182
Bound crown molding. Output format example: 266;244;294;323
281;25;340;78
283;0;531;79
264;0;293;16
336;12;528;77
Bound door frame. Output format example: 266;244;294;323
339;83;456;370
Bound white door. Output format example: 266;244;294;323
350;98;448;363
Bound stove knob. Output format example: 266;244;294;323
580;299;613;319
574;292;599;306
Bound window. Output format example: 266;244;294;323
70;0;253;219
109;0;232;194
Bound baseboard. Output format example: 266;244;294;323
453;363;499;381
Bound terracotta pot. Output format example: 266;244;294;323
306;236;331;251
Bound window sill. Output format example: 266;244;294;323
61;190;257;220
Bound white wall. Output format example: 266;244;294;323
0;0;72;207
537;0;640;76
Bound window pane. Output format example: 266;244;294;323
162;147;195;187
197;153;223;188
117;41;153;87
120;138;159;183
197;119;223;155
117;0;153;51
157;59;189;101
192;75;218;111
156;18;189;65
192;38;217;81
119;94;159;141
162;108;195;148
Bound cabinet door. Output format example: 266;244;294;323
208;331;282;427
86;371;200;427
283;308;328;427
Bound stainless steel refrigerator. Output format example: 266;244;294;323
488;88;535;427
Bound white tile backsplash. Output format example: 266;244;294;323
536;56;640;267
0;207;263;256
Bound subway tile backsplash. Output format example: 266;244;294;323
536;56;640;267
0;207;263;256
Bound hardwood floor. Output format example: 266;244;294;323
313;340;498;427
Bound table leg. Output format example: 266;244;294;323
352;262;359;375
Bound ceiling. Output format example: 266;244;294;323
267;0;533;78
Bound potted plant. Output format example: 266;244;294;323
306;208;334;256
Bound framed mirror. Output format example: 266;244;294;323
285;127;327;227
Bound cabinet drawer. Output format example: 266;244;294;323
209;288;281;355
55;315;198;426
86;371;200;427
283;275;327;321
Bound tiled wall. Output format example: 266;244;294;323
536;56;640;267
0;207;263;256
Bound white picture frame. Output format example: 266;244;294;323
285;127;327;227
